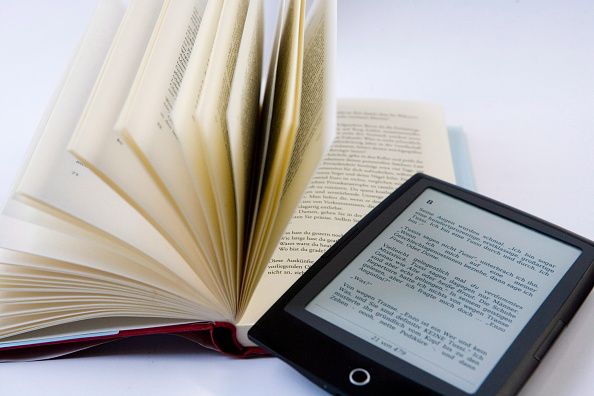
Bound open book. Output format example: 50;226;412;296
0;0;459;360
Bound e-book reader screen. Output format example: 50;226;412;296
305;188;582;393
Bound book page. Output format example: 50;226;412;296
7;0;225;314
13;0;183;274
191;0;251;299
1;198;219;309
16;0;127;239
0;256;218;340
241;0;336;308
114;0;223;287
244;0;306;290
67;0;229;307
226;0;264;282
238;0;284;290
170;0;225;290
0;214;215;308
237;99;457;344
0;215;226;340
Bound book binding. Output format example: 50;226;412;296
0;322;267;362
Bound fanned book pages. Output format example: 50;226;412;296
0;0;459;360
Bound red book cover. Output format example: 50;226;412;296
0;322;266;362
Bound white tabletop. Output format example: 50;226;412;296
1;1;593;395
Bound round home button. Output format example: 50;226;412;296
349;368;371;386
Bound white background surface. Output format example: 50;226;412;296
1;0;593;394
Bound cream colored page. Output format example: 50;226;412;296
0;241;215;313
0;259;184;306
63;0;174;260
14;0;170;262
0;217;224;340
0;206;227;336
66;0;223;303
171;0;225;280
15;0;124;233
226;0;264;272
245;0;305;284
241;0;284;260
13;0;221;309
0;271;213;340
240;0;336;303
238;99;457;343
115;0;220;275
1;198;219;311
192;0;251;297
0;214;215;310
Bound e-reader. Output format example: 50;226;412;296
248;173;594;395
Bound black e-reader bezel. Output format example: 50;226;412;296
248;173;594;395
